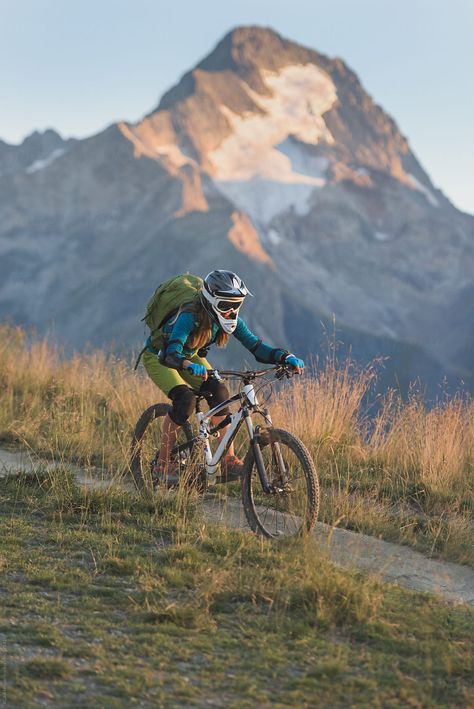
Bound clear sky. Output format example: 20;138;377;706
1;0;473;214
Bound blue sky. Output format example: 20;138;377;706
1;0;473;213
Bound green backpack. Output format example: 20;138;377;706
142;273;203;348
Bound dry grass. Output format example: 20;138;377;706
0;325;163;468
272;358;473;503
370;392;474;498
0;323;472;562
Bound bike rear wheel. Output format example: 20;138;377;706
130;404;194;490
241;427;319;539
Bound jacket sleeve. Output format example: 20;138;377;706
233;318;289;364
163;312;195;369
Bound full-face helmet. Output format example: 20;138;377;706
200;270;252;333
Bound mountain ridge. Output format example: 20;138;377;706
0;26;472;393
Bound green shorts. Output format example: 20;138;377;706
142;349;212;397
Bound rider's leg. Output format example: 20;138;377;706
178;361;238;459
156;413;180;471
181;355;243;475
155;385;196;474
142;351;196;480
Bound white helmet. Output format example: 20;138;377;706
200;270;252;333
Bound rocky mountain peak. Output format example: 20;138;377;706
121;25;443;237
130;25;435;203
1;27;472;392
22;128;64;149
198;25;321;73
0;128;68;177
158;26;326;111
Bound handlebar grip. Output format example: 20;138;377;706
207;369;223;381
275;365;293;380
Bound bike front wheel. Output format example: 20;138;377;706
241;427;319;539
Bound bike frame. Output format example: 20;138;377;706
168;366;291;492
196;381;271;483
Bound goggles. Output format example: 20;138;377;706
215;299;244;313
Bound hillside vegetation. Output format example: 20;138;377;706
0;324;472;565
1;324;473;706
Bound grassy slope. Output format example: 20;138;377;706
1;469;473;708
0;325;472;565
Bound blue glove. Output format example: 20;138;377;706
186;362;207;378
285;354;305;371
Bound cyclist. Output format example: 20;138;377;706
141;270;305;485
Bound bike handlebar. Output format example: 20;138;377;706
207;365;295;381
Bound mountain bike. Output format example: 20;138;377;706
130;365;319;539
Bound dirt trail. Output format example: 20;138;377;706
2;448;473;606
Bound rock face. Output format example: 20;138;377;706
0;26;472;392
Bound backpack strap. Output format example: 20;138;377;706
153;300;196;336
137;300;199;371
156;307;179;332
133;345;147;371
133;337;161;371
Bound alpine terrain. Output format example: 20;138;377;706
1;27;472;392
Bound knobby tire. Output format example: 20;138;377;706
241;427;319;539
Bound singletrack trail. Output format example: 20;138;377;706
2;447;473;606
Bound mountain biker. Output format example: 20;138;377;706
141;270;305;486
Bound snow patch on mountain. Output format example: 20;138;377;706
408;173;439;207
25;148;65;174
268;228;282;245
210;64;336;181
155;144;196;168
209;64;336;224
216;178;320;224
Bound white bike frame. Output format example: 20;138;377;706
195;381;272;484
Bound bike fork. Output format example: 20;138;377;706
272;442;287;480
244;413;271;494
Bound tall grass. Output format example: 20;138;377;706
277;362;472;496
0;325;162;468
370;392;474;498
0;324;472;562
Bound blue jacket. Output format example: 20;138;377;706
158;311;287;367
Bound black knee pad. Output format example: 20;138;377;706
168;385;196;426
199;378;230;415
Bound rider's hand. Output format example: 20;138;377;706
285;354;305;374
185;362;208;380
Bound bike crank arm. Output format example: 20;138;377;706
171;439;196;456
